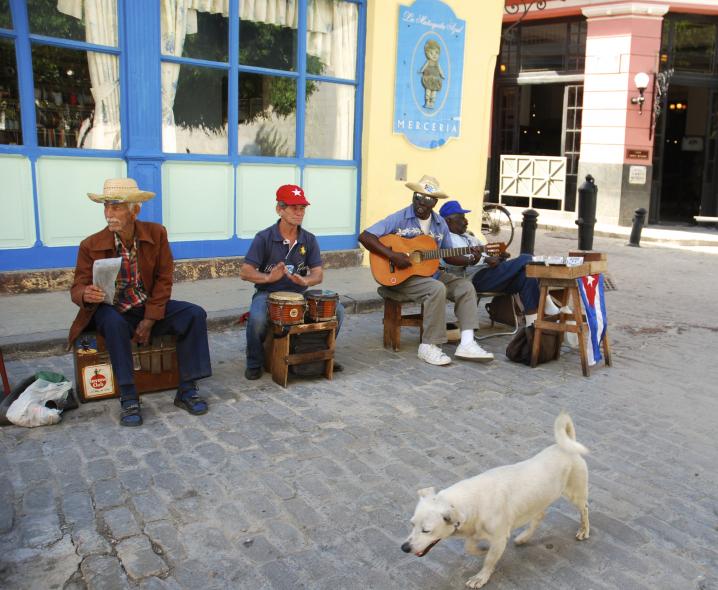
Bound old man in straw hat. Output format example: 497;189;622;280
359;175;493;366
68;178;212;426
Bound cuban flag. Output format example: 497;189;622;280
577;273;607;366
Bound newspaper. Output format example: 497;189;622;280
92;257;122;305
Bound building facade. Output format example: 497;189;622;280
0;0;504;274
491;0;718;226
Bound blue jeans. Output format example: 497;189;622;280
92;300;212;400
471;253;540;311
245;290;345;370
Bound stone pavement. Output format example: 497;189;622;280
1;231;717;590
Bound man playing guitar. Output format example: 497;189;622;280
439;199;561;326
359;175;494;366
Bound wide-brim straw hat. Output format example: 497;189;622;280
88;178;155;204
405;174;450;199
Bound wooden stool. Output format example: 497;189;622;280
377;287;424;351
0;348;10;397
264;320;337;388
526;263;612;377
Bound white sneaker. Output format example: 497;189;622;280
418;343;452;366
455;340;494;361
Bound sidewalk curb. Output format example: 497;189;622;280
537;223;718;247
1;292;386;360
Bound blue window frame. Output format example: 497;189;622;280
159;1;365;165
0;0;366;272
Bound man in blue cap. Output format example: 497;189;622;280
439;200;560;326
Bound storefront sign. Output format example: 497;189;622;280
393;0;466;149
626;148;650;160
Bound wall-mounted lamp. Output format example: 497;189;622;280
631;72;650;115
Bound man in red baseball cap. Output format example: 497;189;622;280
275;183;311;206
240;184;344;380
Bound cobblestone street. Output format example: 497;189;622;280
1;233;717;590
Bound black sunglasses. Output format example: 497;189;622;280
413;192;438;207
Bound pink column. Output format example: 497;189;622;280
578;3;667;225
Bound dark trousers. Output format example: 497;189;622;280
92;300;212;400
471;253;540;311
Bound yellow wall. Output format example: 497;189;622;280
360;0;504;238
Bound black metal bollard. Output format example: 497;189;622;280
575;175;598;251
520;209;539;255
627;207;647;247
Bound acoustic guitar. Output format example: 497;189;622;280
369;234;506;286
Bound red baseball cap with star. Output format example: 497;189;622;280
276;184;310;206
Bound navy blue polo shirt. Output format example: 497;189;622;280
245;221;322;293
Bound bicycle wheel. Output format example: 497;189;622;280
481;204;514;247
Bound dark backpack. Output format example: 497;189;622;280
505;324;560;365
485;294;521;327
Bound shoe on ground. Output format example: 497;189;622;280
418;343;452;366
173;388;209;415
120;400;143;427
244;367;262;380
455;340;494;362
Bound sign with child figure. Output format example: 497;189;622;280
393;0;466;149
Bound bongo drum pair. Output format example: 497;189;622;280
267;290;338;326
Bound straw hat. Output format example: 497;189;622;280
404;175;450;199
88;178;155;204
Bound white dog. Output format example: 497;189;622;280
401;412;590;588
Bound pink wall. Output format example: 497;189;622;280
580;13;664;165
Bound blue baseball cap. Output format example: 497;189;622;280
439;200;471;218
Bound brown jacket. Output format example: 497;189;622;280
68;221;174;348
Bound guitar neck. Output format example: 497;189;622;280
421;247;472;260
421;243;504;260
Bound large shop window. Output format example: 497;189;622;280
161;0;359;159
499;20;586;76
0;0;11;29
30;0;119;149
662;18;717;74
0;38;22;145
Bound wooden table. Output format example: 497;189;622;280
526;261;611;377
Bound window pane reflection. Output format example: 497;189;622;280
674;21;715;72
305;82;354;160
0;39;22;144
238;73;296;157
162;63;227;155
239;20;297;71
161;7;228;62
0;0;11;29
32;45;120;149
306;0;358;79
27;0;118;46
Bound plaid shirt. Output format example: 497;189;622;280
113;233;148;312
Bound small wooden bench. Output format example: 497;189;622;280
377;287;424;351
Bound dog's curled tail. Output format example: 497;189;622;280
554;412;589;455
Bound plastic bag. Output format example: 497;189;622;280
6;379;72;427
